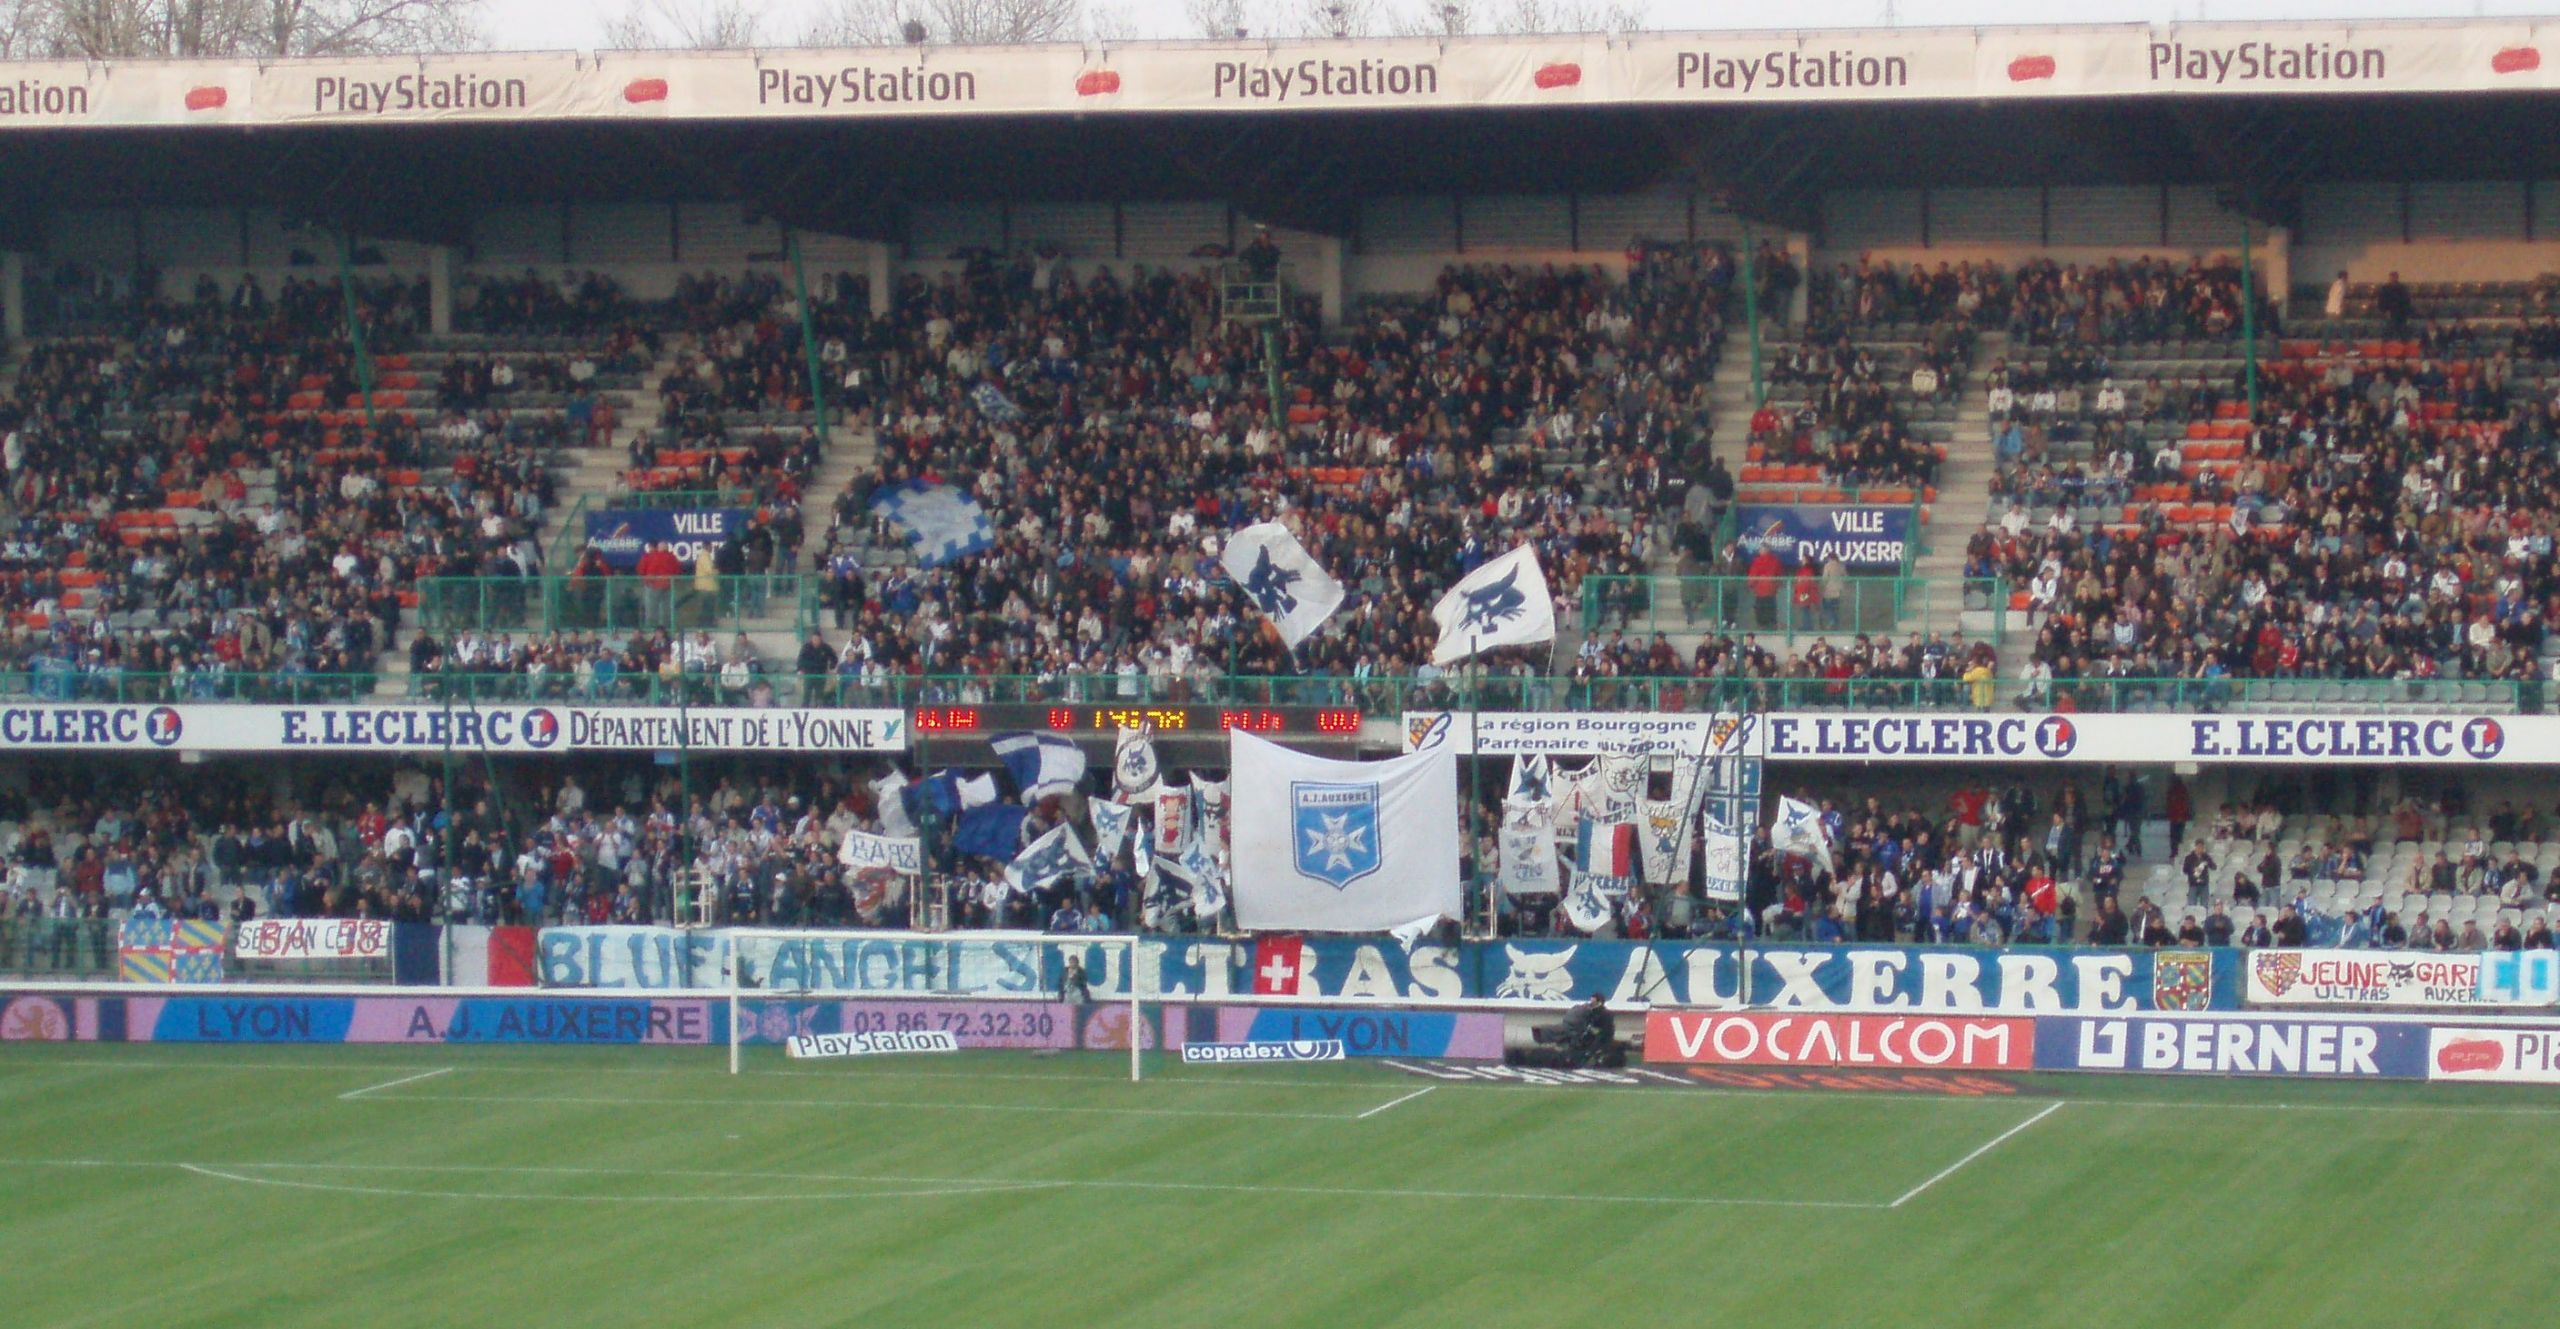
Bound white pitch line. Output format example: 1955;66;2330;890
176;1163;1066;1204
1356;1086;1436;1120
0;1157;1878;1211
368;1091;1363;1122
338;1067;454;1100
1888;1101;2065;1209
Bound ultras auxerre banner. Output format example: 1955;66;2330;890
0;703;905;752
1405;710;2544;764
0;22;2550;129
534;928;2238;1012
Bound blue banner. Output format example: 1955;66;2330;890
1734;504;1913;570
582;507;751;569
534;928;2239;1012
2032;1015;2429;1079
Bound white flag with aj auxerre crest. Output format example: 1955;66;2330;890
1221;521;1344;649
1431;543;1555;665
1229;730;1460;932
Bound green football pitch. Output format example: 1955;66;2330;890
3;1043;2554;1328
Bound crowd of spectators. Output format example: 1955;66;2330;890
1979;314;2560;692
793;248;1726;686
0;271;652;697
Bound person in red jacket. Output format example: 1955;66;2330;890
1747;546;1783;629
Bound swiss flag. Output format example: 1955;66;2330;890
1252;935;1308;996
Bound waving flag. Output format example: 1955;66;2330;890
991;731;1087;800
1113;722;1160;796
1430;543;1555;665
1507;753;1553;805
1006;821;1093;896
955;803;1028;860
871;481;993;568
1152;781;1193;858
1561;869;1622;934
970;380;1025;423
1089;798;1134;861
1230;731;1460;932
1498;814;1560;898
1772;796;1835;873
1220;521;1344;648
1576;817;1639;878
868;770;915;838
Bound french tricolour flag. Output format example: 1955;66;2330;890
1576;817;1639;878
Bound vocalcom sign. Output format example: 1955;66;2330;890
1643;1011;2033;1070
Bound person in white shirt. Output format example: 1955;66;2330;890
2325;270;2350;320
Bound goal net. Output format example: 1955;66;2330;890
717;929;1144;1081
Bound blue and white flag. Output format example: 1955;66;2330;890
871;481;993;568
1430;542;1555;665
1497;810;1559;899
1220;521;1344;649
1089;797;1134;862
991;731;1087;800
1006;821;1093;895
969;380;1025;423
1507;753;1553;805
1772;795;1834;873
1561;868;1623;935
1229;730;1459;932
1112;723;1160;796
1701;805;1748;903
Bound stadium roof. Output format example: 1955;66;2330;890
0;19;2552;246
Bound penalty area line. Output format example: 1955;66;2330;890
1355;1086;1435;1120
339;1067;454;1100
1888;1100;2064;1209
0;1158;1876;1210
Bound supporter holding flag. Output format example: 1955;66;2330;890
1431;543;1555;664
991;731;1086;801
1220;521;1344;649
1772;796;1835;873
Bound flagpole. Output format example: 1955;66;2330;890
1469;632;1489;939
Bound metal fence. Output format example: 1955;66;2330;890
414;573;816;638
1579;575;2006;649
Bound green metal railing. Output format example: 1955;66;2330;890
413;574;816;637
1579;575;2005;648
0;918;117;976
2;666;2534;717
0;669;380;704
2036;675;2539;714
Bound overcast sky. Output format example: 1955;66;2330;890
488;0;2550;54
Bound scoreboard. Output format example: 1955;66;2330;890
908;704;1363;740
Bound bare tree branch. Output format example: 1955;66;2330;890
803;0;1084;47
603;0;762;50
28;0;484;58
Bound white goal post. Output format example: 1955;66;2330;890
718;929;1144;1082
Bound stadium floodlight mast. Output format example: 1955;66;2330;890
721;930;1146;1081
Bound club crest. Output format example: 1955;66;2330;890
2253;950;2302;997
1291;781;1382;889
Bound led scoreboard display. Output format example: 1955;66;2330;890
910;705;1363;738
